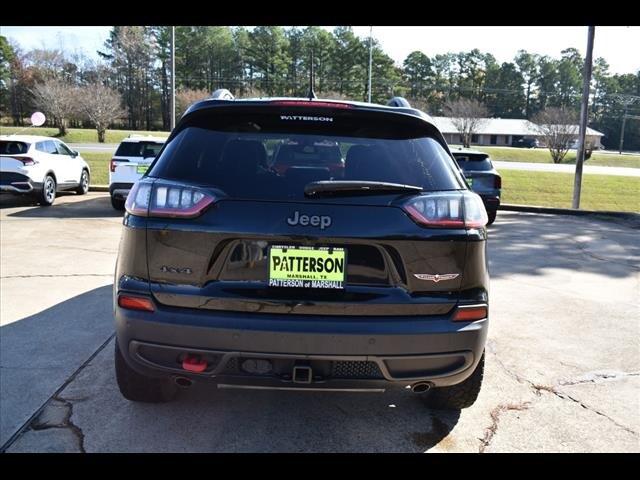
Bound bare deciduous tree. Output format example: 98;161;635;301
532;107;579;163
444;98;489;148
30;79;77;136
176;88;210;118
77;83;125;143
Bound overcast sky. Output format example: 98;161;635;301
3;26;639;75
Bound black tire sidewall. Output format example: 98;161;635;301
40;175;56;206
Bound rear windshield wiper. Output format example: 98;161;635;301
304;180;423;198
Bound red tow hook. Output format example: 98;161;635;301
182;355;207;373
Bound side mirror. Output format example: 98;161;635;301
71;150;79;158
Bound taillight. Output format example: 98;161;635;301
125;181;216;218
494;176;502;189
452;305;488;322
110;159;117;172
117;295;155;312
271;100;353;109
14;156;36;166
402;192;488;229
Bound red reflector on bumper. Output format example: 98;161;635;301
182;356;207;373
117;295;155;312
453;305;487;322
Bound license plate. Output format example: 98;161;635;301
268;245;346;289
136;164;148;174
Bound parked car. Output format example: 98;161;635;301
109;135;166;210
114;93;490;410
0;135;90;206
451;149;501;225
512;137;539;148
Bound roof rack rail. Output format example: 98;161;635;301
387;97;411;108
211;89;235;100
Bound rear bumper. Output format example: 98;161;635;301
109;183;134;200
0;172;38;193
115;300;488;390
480;195;500;211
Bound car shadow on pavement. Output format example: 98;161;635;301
1;282;463;453
0;284;115;449
488;212;640;279
1;193;123;218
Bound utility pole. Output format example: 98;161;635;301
367;26;373;103
170;26;176;131
572;26;595;210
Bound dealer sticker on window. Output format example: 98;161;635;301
268;245;346;289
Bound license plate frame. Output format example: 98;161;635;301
268;245;346;290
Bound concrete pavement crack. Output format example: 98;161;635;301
0;332;115;453
479;402;531;453
30;396;86;453
487;347;639;438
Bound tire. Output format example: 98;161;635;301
111;195;125;211
114;340;177;403
38;175;56;206
75;169;89;195
487;209;497;225
425;352;484;410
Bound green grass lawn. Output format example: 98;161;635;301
83;152;111;185
501;170;640;212
450;145;640;169
0;126;169;144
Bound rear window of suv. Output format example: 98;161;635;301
115;141;164;157
452;153;493;172
0;141;29;155
148;108;465;201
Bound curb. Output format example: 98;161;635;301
89;185;109;192
500;203;640;226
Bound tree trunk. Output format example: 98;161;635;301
97;126;106;143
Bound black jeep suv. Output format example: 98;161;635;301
114;95;490;410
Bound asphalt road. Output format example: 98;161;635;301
0;192;638;452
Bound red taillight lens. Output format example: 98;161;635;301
110;159;117;172
494;176;502;189
452;305;488;322
118;295;155;312
271;100;353;109
402;192;488;229
125;181;215;218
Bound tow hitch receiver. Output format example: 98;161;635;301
182;355;207;373
293;365;313;384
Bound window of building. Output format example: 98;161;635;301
490;135;497;145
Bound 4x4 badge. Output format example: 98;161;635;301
414;273;459;283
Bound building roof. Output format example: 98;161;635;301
430;116;604;137
0;134;58;143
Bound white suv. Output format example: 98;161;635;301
0;135;90;206
109;135;166;210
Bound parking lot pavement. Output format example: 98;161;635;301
1;195;638;452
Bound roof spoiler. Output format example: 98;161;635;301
211;89;235;100
387;97;411;108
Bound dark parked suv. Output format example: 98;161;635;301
114;94;490;410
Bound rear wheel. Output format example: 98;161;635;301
111;195;125;211
487;209;497;225
38;175;56;206
115;340;177;403
75;169;89;195
424;352;484;410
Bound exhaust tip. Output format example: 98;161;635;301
411;381;432;394
174;376;193;388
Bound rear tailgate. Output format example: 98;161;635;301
146;198;468;316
